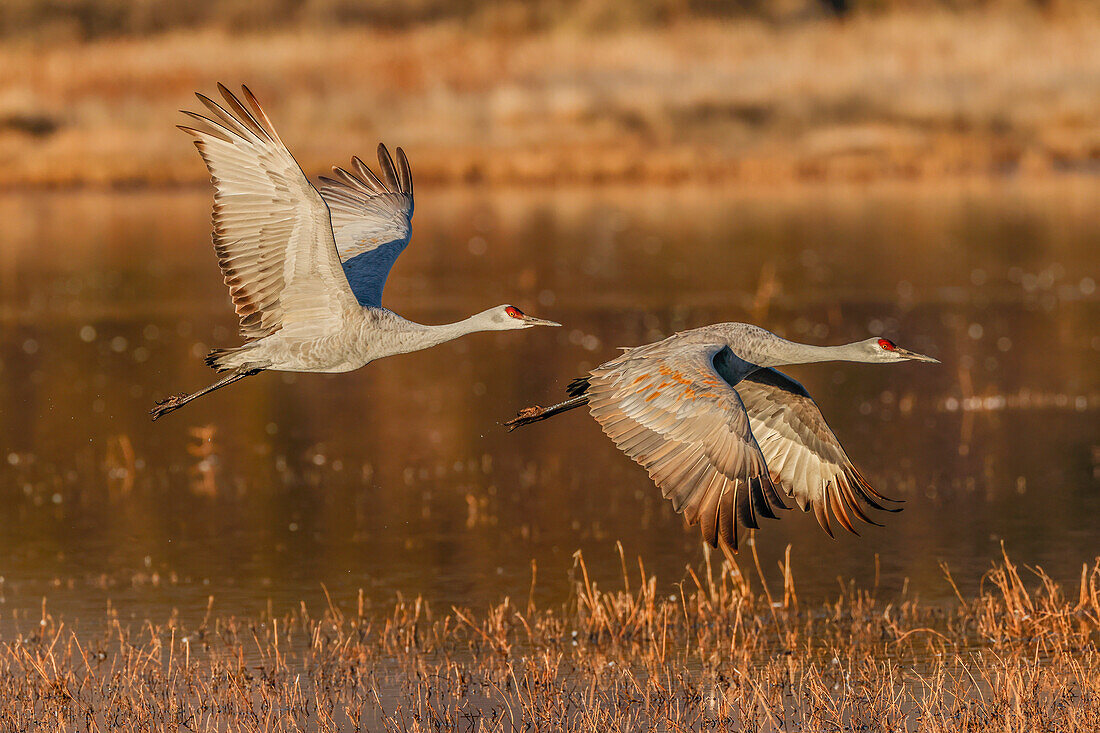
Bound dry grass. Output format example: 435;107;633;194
3;10;1100;187
3;546;1097;730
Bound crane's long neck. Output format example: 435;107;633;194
754;338;869;367
411;312;497;350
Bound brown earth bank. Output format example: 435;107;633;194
2;11;1100;188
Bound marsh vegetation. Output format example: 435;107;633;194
3;5;1100;187
5;548;1099;730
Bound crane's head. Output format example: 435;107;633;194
860;337;940;363
486;305;561;330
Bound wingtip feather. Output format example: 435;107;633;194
828;483;859;535
351;155;388;193
812;495;834;538
377;143;400;191
395;146;413;195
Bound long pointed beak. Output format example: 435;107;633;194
521;314;561;327
897;348;939;364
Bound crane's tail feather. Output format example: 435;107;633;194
205;345;260;372
205;349;232;371
566;376;591;397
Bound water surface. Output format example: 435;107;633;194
0;181;1097;629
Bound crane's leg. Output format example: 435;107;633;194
150;365;264;421
504;395;589;431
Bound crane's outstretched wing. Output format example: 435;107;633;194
585;343;789;551
180;84;359;341
734;368;903;537
317;146;414;307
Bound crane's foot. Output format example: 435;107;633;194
504;405;547;431
150;393;189;421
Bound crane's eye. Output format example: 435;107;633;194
878;338;897;351
505;306;524;319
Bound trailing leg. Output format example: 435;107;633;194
150;365;264;421
504;395;589;431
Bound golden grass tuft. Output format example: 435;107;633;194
2;545;1098;730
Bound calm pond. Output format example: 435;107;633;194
0;181;1097;629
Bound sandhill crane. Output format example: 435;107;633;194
150;84;558;420
506;323;938;551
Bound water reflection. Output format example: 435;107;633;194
0;182;1096;628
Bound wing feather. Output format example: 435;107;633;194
181;85;357;342
351;155;388;193
735;367;903;536
396;147;413;194
585;342;787;551
377;144;401;190
317;143;414;307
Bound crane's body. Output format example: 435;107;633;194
151;84;557;420
507;322;938;552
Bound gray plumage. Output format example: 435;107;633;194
507;322;939;551
152;84;558;420
318;146;414;308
